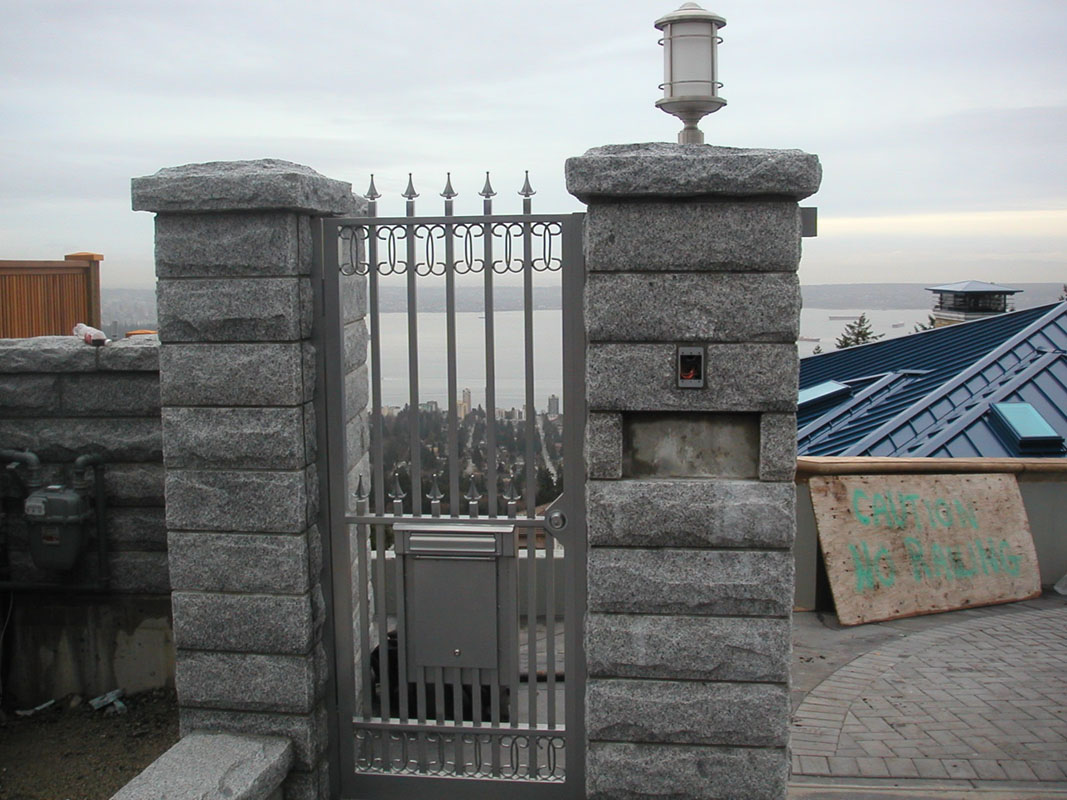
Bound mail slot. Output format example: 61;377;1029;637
394;523;516;682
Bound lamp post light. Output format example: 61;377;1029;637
655;2;726;145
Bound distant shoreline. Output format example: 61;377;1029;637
101;282;1064;320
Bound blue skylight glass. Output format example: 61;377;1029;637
989;402;1064;454
798;380;851;409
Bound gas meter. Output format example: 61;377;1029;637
24;485;90;571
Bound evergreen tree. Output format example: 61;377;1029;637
834;313;883;349
912;314;936;333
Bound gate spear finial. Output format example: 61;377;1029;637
402;173;419;200
354;474;369;508
466;475;481;518
364;175;381;201
389;470;407;500
440;173;457;200
389;469;406;516
427;471;445;502
503;470;520;519
427;471;444;517
518;170;536;197
478;171;496;198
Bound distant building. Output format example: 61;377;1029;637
547;394;560;415
419;400;439;413
458;387;472;419
926;280;1021;328
798;302;1067;457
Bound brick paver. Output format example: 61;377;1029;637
791;606;1067;789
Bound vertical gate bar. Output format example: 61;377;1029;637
443;185;460;517
489;675;501;776
394;547;409;722
416;667;428;770
315;217;356;787
452;668;464;774
365;204;385;520
357;520;372;719
482;188;498;517
363;193;392;773
405;187;422;516
472;666;483;727
545;530;557;728
509;547;521;728
436;681;446;772
561;212;587;790
374;524;391;758
526;529;538;728
434;667;446;724
521;198;537;518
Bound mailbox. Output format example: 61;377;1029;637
394;522;516;682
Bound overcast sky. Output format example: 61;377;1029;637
2;0;1065;288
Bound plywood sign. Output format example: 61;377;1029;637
810;474;1040;626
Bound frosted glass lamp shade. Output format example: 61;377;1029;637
655;3;726;144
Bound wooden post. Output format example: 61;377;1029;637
66;252;103;328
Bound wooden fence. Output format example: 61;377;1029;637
0;253;102;338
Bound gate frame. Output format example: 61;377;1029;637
312;208;588;799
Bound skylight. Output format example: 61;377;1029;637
989;402;1065;455
798;380;851;409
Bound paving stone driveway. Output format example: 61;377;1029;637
791;604;1067;795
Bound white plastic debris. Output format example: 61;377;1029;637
15;699;55;717
72;322;109;346
88;688;125;710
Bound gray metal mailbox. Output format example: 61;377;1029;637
393;522;516;682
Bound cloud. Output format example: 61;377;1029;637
822;208;1067;238
2;0;1066;286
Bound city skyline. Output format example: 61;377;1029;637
388;387;562;419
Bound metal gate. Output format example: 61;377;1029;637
313;174;586;799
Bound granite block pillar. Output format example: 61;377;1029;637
132;160;366;800
567;143;820;800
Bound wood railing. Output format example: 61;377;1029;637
0;253;102;338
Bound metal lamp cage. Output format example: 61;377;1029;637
655;2;727;144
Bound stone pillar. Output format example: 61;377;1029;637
567;143;820;800
132;160;363;800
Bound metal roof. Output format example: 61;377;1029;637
798;303;1067;457
925;280;1022;294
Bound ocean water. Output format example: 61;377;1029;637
798;307;932;358
374;310;563;411
372;307;931;408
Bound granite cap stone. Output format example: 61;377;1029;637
110;731;292;800
132;159;359;214
566;142;821;201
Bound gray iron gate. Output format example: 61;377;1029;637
313;174;586;799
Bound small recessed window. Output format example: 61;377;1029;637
989;402;1065;455
798;380;851;409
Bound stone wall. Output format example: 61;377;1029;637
132;159;365;800
568;143;821;800
0;334;171;704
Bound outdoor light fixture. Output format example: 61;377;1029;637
655;2;726;144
